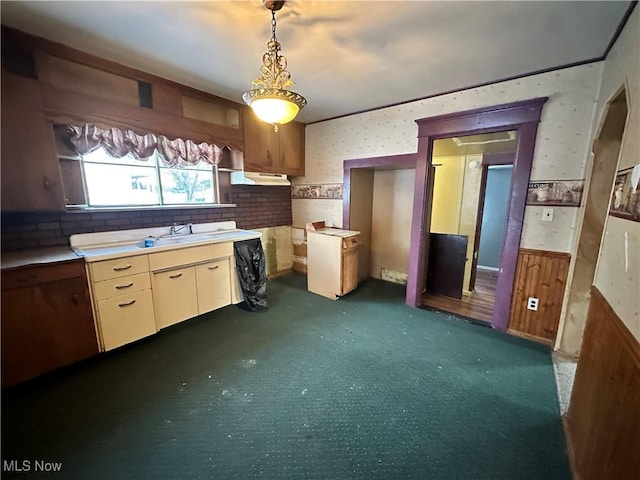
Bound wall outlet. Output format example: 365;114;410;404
542;208;554;222
527;297;539;311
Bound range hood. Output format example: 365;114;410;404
230;171;291;186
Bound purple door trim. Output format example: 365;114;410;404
406;98;548;331
342;153;416;228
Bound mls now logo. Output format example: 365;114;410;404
3;459;63;472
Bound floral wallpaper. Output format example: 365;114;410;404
593;8;640;342
294;61;604;253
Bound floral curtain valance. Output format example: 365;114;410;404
63;124;226;167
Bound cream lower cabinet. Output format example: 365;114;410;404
153;267;199;329
89;255;157;351
196;258;232;314
149;243;235;330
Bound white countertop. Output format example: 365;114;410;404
71;222;262;262
75;229;261;262
311;228;360;238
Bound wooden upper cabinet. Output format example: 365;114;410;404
1;72;65;211
242;108;305;176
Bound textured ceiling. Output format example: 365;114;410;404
0;1;633;124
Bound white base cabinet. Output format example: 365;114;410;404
153;267;198;329
97;290;156;351
150;243;235;331
88;255;157;351
196;258;232;314
87;241;240;351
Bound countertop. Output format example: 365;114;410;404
1;246;81;271
310;228;360;238
75;229;261;262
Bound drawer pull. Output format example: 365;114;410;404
115;282;134;290
169;273;183;279
113;265;132;272
118;299;136;307
208;265;219;270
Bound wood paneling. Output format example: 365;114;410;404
508;248;570;342
567;287;640;480
43;55;140;107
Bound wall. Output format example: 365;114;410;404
295;62;603;260
458;156;483;291
254;225;294;277
349;169;375;282
590;7;640;342
370;168;415;283
478;166;514;269
428;155;482;291
430;156;464;234
1;185;292;251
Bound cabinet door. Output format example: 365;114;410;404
278;121;305;176
242;109;279;173
341;248;359;296
1;72;64;211
195;258;232;314
1;275;98;387
153;267;198;329
97;289;156;351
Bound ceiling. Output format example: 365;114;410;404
0;1;633;124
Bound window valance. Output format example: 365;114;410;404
63;124;226;167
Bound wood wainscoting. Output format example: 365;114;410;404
566;287;640;480
508;248;570;343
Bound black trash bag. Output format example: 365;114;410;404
233;238;268;311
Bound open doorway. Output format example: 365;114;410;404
421;132;516;323
558;86;629;355
406;98;548;331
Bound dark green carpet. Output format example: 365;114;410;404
1;274;570;479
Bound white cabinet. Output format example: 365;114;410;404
150;243;235;330
153;267;198;329
97;290;156;351
196;258;232;314
307;229;361;300
88;254;157;351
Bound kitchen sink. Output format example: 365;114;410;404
147;230;247;247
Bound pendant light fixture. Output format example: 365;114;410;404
242;0;306;131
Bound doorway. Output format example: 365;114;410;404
558;87;629;355
406;98;548;331
420;134;516;323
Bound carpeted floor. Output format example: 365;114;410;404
1;274;570;479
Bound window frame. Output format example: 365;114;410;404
59;147;221;210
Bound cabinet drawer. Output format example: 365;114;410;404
90;255;149;282
92;272;151;301
148;243;233;271
2;260;85;290
97;289;156;351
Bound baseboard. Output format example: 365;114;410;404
267;268;293;279
477;265;499;272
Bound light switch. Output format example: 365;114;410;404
542;208;554;222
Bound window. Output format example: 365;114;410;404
56;123;229;210
63;147;218;208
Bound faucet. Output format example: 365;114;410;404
170;223;193;236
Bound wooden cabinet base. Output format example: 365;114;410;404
1;261;98;387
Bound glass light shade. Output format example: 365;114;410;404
251;97;299;125
243;88;307;126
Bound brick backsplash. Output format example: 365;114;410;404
1;185;292;252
